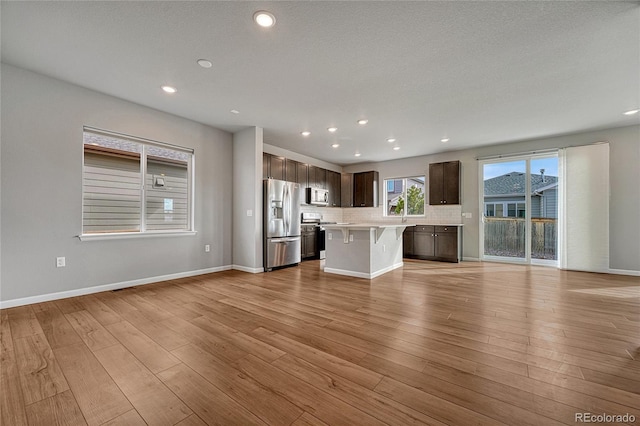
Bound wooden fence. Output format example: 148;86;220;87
484;217;557;259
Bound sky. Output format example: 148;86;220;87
483;158;558;180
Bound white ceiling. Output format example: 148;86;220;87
2;1;639;165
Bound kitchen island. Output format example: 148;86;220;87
322;223;414;279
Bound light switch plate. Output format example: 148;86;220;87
246;210;253;217
56;257;65;268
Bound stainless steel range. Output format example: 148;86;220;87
301;212;336;260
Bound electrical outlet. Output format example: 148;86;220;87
349;234;354;242
328;233;332;240
205;245;210;252
246;209;253;217
56;257;66;268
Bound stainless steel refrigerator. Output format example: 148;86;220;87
264;179;302;271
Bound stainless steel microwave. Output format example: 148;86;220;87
305;187;329;206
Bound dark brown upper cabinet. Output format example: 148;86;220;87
262;153;269;179
341;173;354;207
429;161;460;205
263;153;285;180
296;162;308;187
308;165;326;189
326;170;341;207
285;158;298;183
353;171;379;207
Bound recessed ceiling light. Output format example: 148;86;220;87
393;146;400;151
301;131;311;137
387;138;396;143
357;119;369;125
253;11;276;28
230;109;240;114
161;86;177;94
624;109;639;115
197;59;213;68
331;143;340;148
328;127;338;133
441;138;450;143
354;152;361;157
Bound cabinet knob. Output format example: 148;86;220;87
440;200;443;204
435;234;438;237
443;200;447;204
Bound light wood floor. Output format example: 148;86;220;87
2;260;639;425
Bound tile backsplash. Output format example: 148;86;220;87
343;205;462;224
300;204;462;225
300;204;344;223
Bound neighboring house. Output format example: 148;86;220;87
483;171;558;218
386;177;425;214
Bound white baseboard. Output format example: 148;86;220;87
0;265;233;309
608;268;640;277
232;265;264;274
461;257;480;262
324;262;403;280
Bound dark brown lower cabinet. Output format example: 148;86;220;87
403;225;461;262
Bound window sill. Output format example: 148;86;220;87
78;230;197;241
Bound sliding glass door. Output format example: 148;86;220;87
481;155;558;265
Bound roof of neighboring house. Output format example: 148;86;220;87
484;172;558;196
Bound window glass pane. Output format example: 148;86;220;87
531;156;558;260
83;138;141;234
495;204;504;217
507;203;516;217
146;146;189;230
84;132;142;155
385;179;404;216
83;129;193;235
485;204;495;217
406;177;425;215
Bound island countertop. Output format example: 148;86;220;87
322;223;416;229
322;223;414;244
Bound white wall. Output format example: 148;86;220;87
344;125;640;272
232;127;263;272
0;64;234;304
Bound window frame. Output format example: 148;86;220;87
79;127;196;241
383;175;426;217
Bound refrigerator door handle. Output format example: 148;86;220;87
270;237;300;243
284;184;289;235
287;184;292;235
287;184;293;235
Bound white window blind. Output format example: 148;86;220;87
559;143;609;272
